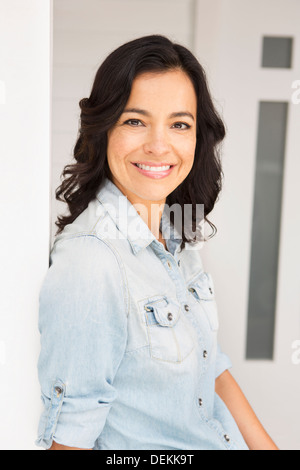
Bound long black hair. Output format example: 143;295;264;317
55;35;226;250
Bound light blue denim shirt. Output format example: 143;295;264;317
36;178;248;450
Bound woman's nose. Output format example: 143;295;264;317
143;127;171;156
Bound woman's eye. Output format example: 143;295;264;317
124;119;143;127
172;122;191;130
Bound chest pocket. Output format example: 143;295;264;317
141;296;194;363
187;272;219;331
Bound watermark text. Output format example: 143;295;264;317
291;340;300;365
292;80;300;104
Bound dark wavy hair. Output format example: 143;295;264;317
55;35;225;251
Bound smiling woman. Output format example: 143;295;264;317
36;35;278;451
54;35;225;249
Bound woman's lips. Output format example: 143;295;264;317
131;162;175;179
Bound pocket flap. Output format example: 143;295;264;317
144;297;180;327
189;272;215;301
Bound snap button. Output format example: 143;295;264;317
54;386;63;396
198;398;203;406
167;312;173;321
184;304;189;312
144;306;153;312
224;434;230;442
203;350;208;359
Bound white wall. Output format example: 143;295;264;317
0;0;52;450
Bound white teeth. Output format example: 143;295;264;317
136;163;171;171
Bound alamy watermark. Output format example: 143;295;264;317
96;198;205;250
291;80;300;104
291;340;300;365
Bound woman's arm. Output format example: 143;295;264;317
36;236;128;450
215;370;279;450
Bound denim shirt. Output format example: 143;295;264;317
36;178;248;450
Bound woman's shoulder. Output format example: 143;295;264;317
50;233;122;278
39;233;129;327
40;233;129;320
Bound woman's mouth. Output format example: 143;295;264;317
131;162;175;179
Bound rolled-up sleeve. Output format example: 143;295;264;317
36;235;128;449
215;344;233;379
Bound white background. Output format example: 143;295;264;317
0;0;299;450
0;0;52;450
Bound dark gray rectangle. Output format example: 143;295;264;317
262;36;293;68
246;102;288;360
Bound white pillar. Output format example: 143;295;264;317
0;0;52;449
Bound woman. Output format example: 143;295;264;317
36;35;278;450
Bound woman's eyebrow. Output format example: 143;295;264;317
170;111;195;121
123;108;195;121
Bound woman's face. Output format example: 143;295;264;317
106;69;197;207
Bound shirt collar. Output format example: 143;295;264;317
96;178;182;255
